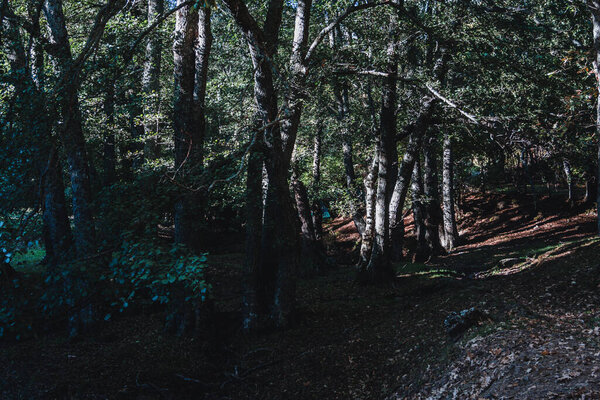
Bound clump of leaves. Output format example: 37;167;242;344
104;237;210;315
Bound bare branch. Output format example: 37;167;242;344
304;1;389;65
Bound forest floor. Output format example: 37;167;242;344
3;190;600;399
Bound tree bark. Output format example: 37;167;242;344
422;132;444;258
44;0;97;257
142;0;164;160
441;132;459;251
292;174;325;276
172;1;199;245
358;150;379;268
591;0;600;234
3;10;72;262
223;0;299;329
360;8;399;283
388;99;434;260
563;158;573;203
103;79;116;186
411;158;428;262
312;123;323;241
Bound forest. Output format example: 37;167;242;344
2;0;600;398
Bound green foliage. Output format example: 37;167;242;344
105;238;210;311
0;236;209;341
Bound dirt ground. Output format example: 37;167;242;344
2;192;600;399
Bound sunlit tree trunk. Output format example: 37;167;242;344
359;150;379;267
142;0;164;160
563;158;573;203
422;132;444;258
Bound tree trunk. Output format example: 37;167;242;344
592;0;600;234
312;124;322;189
422;132;444;258
142;0;164;160
360;9;399;283
172;1;199;245
292;174;325;276
359;151;379;267
584;162;597;204
388;99;434;261
312;123;323;240
223;0;299;329
411;158;428;262
441;133;459;251
3;12;72;262
103;79;116;186
563;158;574;203
44;0;97;257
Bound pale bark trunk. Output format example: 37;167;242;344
592;0;600;234
44;0;96;257
441;133;458;251
312;123;322;188
312;123;323;240
563;158;573;203
359;151;379;267
142;0;164;160
422;132;444;258
194;6;212;169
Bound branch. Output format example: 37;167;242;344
123;0;194;65
424;83;482;125
304;1;389;65
72;0;128;70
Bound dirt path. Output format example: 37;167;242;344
2;193;600;399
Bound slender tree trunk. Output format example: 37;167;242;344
563;158;573;203
172;1;199;245
312;123;323;241
142;0;164;160
242;124;264;332
359;151;379;267
388;99;434;260
103;79;116;186
194;6;212;168
422;132;444;258
584;162;597;203
411;158;428;262
441;133;458;251
592;0;600;234
330;21;364;236
44;0;96;257
292;174;325;276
